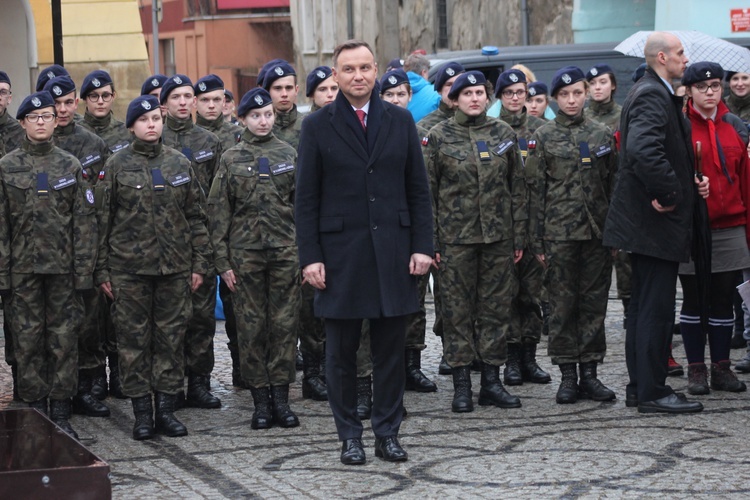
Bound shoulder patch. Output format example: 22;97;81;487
422;136;429;146
528;140;536;149
271;162;295;175
492;139;515;156
594;144;612;157
85;188;95;205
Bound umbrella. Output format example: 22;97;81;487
615;30;750;73
692;141;712;333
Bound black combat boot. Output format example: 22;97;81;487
131;394;154;440
11;364;19;401
302;351;328;401
250;387;273;429
451;366;473;413
578;362;616;401
50;398;79;440
108;354;126;399
520;343;551;383
154;392;188;437
271;385;300;428
73;369;111;417
503;344;523;386
356;376;372;420
405;349;437;392
556;363;578;404
478;363;521;408
28;397;48;416
90;364;108;400
186;370;221;408
438;356;452;375
687;363;710;395
711;361;747;392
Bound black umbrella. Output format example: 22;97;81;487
692;141;712;333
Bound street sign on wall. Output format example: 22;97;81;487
731;8;750;32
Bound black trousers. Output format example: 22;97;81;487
626;253;678;403
325;316;406;441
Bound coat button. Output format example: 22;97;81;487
372;224;378;230
369;196;375;202
367;168;373;174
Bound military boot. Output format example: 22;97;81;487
50;399;79;440
710;361;747;392
271;385;300;428
301;351;328;401
28;397;48;416
72;369;111;417
503;344;523;386
556;363;578;404
438;356;452;375
154;392;188;437
405;349;437;392
478;363;521;408
11;364;19;401
451;366;473;413
250;387;273;429
186;370;221;408
578;362;616;401
107;354;126;399
687;363;710;395
90;364;108;400
520;343;551;383
131;395;154;440
735;347;750;373
356;376;372;420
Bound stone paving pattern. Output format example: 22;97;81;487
2;280;750;498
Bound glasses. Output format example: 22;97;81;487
26;113;56;123
0;90;10;97
502;89;527;98
87;92;114;102
693;82;722;93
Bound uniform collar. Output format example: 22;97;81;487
132;137;162;157
0;109;10;127
241;127;273;144
84;109;113;130
500;106;528;128
438;100;453;114
728;91;750;110
555;108;586;127
589;98;615;115
454;109;487;127
55;121;76;136
166;113;194;132
195;112;223;132
22;136;54;155
275;104;298;129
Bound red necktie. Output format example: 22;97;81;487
355;109;367;131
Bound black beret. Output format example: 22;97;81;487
682;61;725;86
16;91;55;119
238;88;273;117
434;62;465;93
257;58;287;88
631;63;647;83
126;95;161;128
495;69;527;97
0;71;10;86
141;74;168;96
36;64;69;92
527;81;548;97
447;71;487;100
195;74;224;95
262;61;296;90
81;70;114;99
305;66;333;97
224;89;235;101
379;69;409;94
550;66;585;96
159;74;193;104
586;64;614;81
44;76;76;99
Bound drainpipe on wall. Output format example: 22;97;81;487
347;0;354;40
52;0;64;65
521;0;530;46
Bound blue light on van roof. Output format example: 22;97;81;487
481;46;499;55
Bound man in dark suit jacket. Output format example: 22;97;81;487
295;40;434;465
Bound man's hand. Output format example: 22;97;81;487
409;253;433;275
303;262;326;290
432;252;441;270
99;281;114;300
221;269;236;293
191;273;204;292
514;249;524;264
696;174;709;199
535;254;547;269
651;199;676;212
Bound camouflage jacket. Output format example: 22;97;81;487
587;99;621;132
52;121;109;187
526;109;617;254
0;110;24;157
81;110;131;155
95;139;211;284
272;105;304;150
425;110;527;250
0;138;96;289
195;112;242;154
417;101;454;138
162;114;222;196
726;91;750;123
208;129;296;272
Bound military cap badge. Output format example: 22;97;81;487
562;74;572;84
47;71;55;79
92;78;101;88
174;76;183;85
141;101;152;110
316;70;326;79
446;67;455;76
468;74;477;84
53;86;62;96
198;82;207;92
151;78;159;87
274;66;285;76
509;73;518;82
254;95;264;105
388;76;398;85
706;71;711;78
590;68;598;76
529;87;537;96
31;97;41;107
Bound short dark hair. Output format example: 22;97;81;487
333;40;374;68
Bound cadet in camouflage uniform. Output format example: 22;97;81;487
262;61;305;150
208;88;300;430
0;91;97;439
425;71;525;413
44;76;111;418
526;66;617;405
96;94;211;440
306;65;338;113
526;82;551;121
493;69;552;387
159;74;223;409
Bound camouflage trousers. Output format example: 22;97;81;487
509;250;544;345
185;269;217;376
440;241;517;368
543;239;612;365
232;247;299;389
614;250;632;300
405;268;443;350
111;271;191;397
298;283;325;355
10;273;83;402
78;292;106;370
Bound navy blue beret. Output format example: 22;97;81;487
631;63;647;83
238;88;273;117
434;62;465;93
224;89;235;101
44;76;76;99
160;74;193;104
141;74;168;96
586;64;614;81
81;70;114;99
495;69;527;97
125;95;161;128
16;91;56;119
387;58;403;71
257;58;287;88
306;66;333;97
262;61;296;90
550;66;586;96
527;81;548;97
195;74;224;95
447;71;487;100
379;69;409;94
36;64;69;92
0;71;9;86
682;61;724;86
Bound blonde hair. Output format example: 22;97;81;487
512;64;537;83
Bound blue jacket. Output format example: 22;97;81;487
407;72;440;123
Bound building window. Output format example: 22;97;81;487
436;0;448;49
299;0;336;55
161;38;176;76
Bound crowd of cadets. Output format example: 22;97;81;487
0;53;749;440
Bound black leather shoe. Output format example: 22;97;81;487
340;438;366;465
638;393;704;414
625;394;638;408
374;436;408;462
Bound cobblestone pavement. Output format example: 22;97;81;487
2;281;750;498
